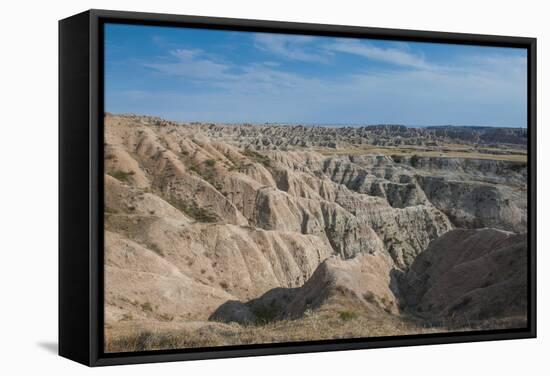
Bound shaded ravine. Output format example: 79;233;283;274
209;228;527;329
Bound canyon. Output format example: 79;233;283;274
102;114;528;352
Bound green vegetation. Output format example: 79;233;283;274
226;149;272;173
227;161;251;172
363;291;377;304
121;313;133;321
183;202;219;222
187;159;223;190
105;309;525;352
338;310;358;321
167;197;219;223
110;170;135;183
159;313;174;322
391;154;403;163
141;302;154;313
147;243;164;257
252;304;279;325
410;154;420;167
316;144;527;163
509;161;527;172
242;148;272;168
104;207;119;215
204;159;216;167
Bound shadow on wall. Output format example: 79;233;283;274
209;286;303;325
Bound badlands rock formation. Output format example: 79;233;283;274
103;114;528;351
399;228;527;324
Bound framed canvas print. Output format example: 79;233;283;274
59;9;536;366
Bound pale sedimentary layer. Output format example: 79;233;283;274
103;114;528;350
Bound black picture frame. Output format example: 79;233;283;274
59;9;537;367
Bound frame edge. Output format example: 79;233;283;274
59;10;93;367
59;8;537;367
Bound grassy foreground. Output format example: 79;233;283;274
104;305;526;353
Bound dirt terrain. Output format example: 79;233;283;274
103;114;528;352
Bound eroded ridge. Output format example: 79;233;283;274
103;114;527;352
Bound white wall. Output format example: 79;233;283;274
0;0;546;374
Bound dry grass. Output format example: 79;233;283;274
103;302;526;353
110;170;135;183
313;144;527;163
105;314;421;352
166;196;219;223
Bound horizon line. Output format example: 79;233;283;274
106;112;527;129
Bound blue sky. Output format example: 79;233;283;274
105;23;527;127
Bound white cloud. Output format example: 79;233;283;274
253;33;329;63
453;53;527;77
119;63;525;126
143;47;321;95
144;48;236;83
127;43;526;127
170;48;203;60
325;40;432;69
